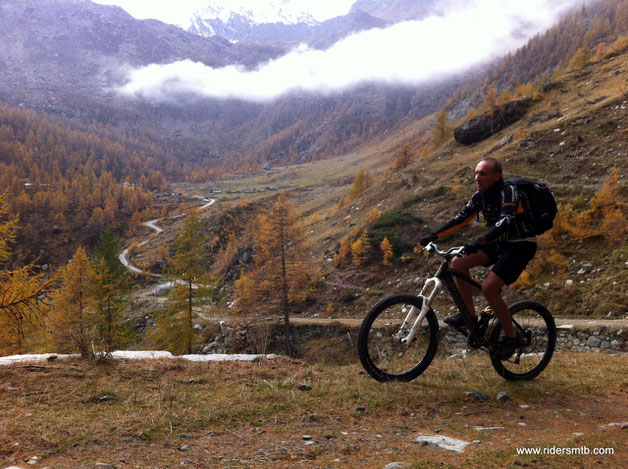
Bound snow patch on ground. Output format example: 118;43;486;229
0;351;280;366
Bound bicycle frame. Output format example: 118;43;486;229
398;244;491;348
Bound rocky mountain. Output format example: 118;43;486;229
350;0;445;22
188;7;388;50
0;0;279;117
186;0;444;49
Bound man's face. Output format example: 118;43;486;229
475;160;501;191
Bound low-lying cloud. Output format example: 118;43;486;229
119;0;574;103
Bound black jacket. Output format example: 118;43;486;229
433;178;536;243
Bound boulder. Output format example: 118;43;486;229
453;99;532;145
221;244;255;283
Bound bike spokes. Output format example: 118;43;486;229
490;301;556;381
358;295;439;382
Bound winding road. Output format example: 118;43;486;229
118;198;216;278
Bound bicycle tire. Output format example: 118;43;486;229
489;300;556;381
358;294;439;382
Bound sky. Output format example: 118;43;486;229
97;0;575;103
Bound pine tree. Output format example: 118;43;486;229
163;209;214;354
92;228;128;356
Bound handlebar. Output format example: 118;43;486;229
422;242;466;260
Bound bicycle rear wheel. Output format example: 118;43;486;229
490;300;556;381
358;294;439;382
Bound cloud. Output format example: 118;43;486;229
119;0;574;103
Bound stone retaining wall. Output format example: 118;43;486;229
200;319;627;357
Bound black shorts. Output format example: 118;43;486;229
480;241;537;285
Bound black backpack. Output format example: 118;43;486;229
505;177;557;235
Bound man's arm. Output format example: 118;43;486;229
420;193;481;245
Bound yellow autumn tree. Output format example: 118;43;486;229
391;145;414;170
351;230;371;267
50;247;96;356
380;237;393;266
334;236;352;267
589;166;627;245
0;193;53;354
348;170;373;201
568;46;591;70
430;108;451;149
234;193;312;356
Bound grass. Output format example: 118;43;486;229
1;352;626;468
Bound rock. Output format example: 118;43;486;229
474;426;506;431
586;336;602;348
302;435;313;440
465;391;490;401
606;422;628;429
414;435;470;453
99;395;118;402
453;99;532;145
384;463;411;469
298;383;312;391
178;445;192;452
221;244;255;283
496;392;510;402
94;464;116;469
542;80;564;92
26;456;40;465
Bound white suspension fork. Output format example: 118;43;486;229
399;276;443;345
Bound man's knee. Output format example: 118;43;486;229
453;252;488;271
451;256;467;271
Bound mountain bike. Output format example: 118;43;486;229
358;242;556;382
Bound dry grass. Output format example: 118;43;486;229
0;352;626;468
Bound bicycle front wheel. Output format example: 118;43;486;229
490;300;556;381
358;294;439;382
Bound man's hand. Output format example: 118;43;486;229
420;233;438;246
463;239;483;255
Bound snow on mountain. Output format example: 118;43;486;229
193;0;320;27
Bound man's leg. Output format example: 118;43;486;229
451;251;490;318
482;271;516;338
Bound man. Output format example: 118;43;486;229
420;157;537;360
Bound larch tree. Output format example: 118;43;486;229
380;237;393;266
50;247;96;356
430;108;451;149
0;192;52;354
234;193;310;357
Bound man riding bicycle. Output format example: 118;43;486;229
420;157;537;360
